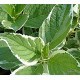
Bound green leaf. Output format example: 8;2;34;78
77;30;80;42
39;4;73;50
34;37;44;53
0;4;26;19
0;33;44;61
68;49;80;63
15;4;26;16
14;64;43;75
1;14;29;31
0;7;7;22
71;4;79;28
11;14;29;31
64;39;79;49
23;27;33;35
48;50;80;75
2;20;12;29
72;16;78;28
0;40;21;70
42;43;49;59
0;4;14;18
25;4;55;28
73;4;79;15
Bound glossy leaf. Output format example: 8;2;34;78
39;4;73;50
0;40;21;70
48;50;80;75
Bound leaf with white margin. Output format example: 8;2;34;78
0;39;21;70
48;50;80;75
0;33;45;62
39;4;73;50
11;63;43;75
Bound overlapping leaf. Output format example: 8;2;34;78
24;4;55;28
2;14;29;31
14;64;43;75
68;49;80;63
11;14;29;31
0;4;28;31
42;43;49;59
15;4;26;16
0;40;21;70
0;7;7;22
0;4;14;18
48;50;80;75
39;4;73;50
0;33;44;61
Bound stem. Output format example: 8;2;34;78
22;27;25;34
43;62;49;74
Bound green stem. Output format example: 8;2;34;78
22;27;25;34
43;62;49;74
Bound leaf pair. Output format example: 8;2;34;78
0;33;44;74
0;4;28;31
12;50;80;75
0;4;55;32
0;4;26;18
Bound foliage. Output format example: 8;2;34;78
0;4;80;75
